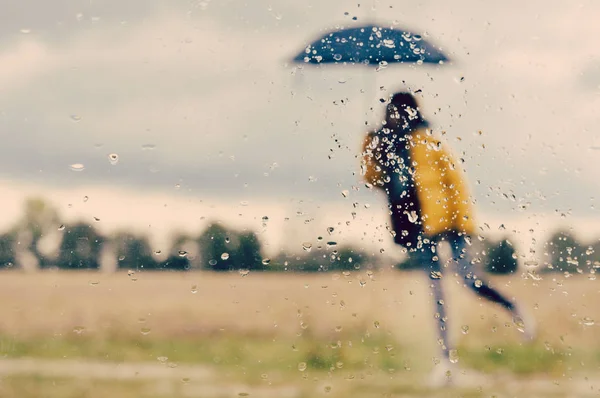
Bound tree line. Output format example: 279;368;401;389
0;197;597;275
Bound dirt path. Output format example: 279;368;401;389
1;357;600;398
0;358;300;398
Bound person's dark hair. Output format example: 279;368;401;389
386;92;428;132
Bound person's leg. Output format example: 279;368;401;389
447;232;536;340
412;240;459;386
447;233;514;310
412;241;451;360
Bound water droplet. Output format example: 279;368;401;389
127;270;135;277
326;241;337;249
157;356;168;363
341;190;349;198
524;259;539;268
327;227;335;235
335;325;343;332
262;258;271;265
89;280;99;286
474;279;483;288
181;377;190;383
461;325;469;334
191;285;198;294
449;349;459;363
93;217;100;222
374;321;380;328
221;253;230;260
83;196;89;202
239;269;250;277
297;362;307;371
333;53;343;61
407;211;418;223
513;315;525;333
73;326;85;334
208;259;218;266
141;144;156;151
430;271;442;279
58;225;65;231
108;153;119;165
582;317;595;326
238;393;250;397
70;163;85;171
302;242;312;252
240;200;249;206
178;250;188;258
70;114;82;122
140;327;152;335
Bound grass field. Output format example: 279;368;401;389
0;269;599;397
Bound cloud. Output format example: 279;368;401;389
0;0;597;228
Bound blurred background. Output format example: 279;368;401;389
0;0;599;397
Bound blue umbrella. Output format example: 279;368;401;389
292;25;449;66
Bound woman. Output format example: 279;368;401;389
361;92;535;386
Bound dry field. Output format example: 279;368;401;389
0;269;599;397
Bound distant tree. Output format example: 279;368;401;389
237;231;264;271
158;234;193;271
396;253;424;271
197;223;237;271
57;223;103;269
485;238;518;274
329;246;365;271
542;230;584;273
13;197;61;268
112;232;158;271
0;232;16;268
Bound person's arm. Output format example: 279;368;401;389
361;133;383;188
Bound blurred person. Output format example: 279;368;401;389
361;92;536;386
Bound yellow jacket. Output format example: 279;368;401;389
362;129;476;237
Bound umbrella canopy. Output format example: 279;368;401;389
292;25;449;66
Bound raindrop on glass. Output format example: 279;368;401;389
70;163;85;171
512;315;525;333
108;153;119;165
582;317;595;326
430;271;442;279
221;252;230;260
73;326;85;334
449;349;459;363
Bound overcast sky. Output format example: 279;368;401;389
0;0;599;253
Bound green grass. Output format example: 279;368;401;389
458;343;568;376
0;330;403;379
3;330;596;380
